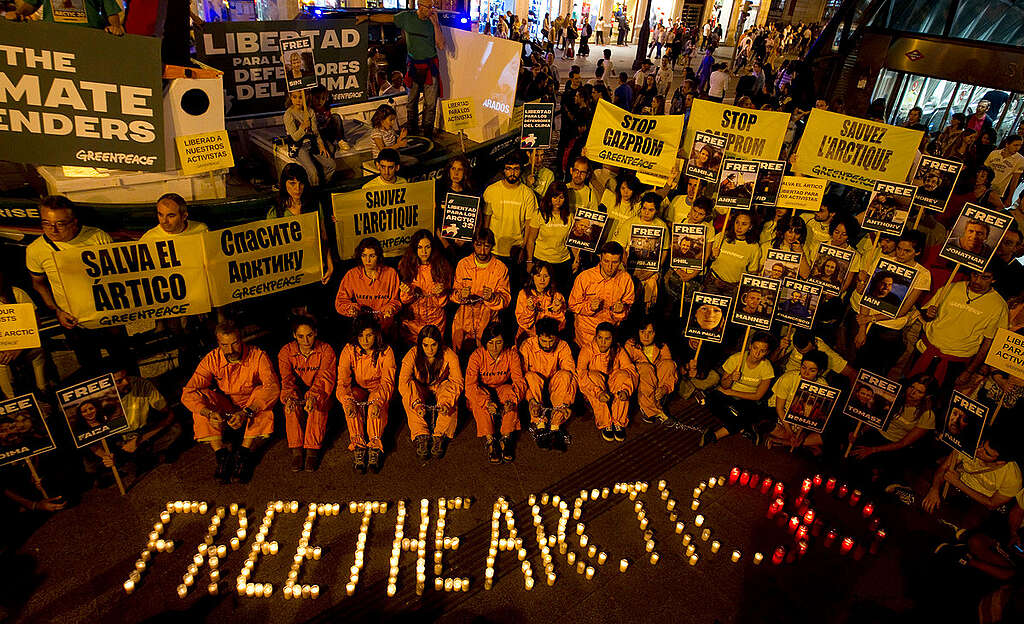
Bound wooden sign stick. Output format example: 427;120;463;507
843;422;863;459
101;439;126;496
25;457;49;499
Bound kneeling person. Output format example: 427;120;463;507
400;325;464;460
519;317;578;451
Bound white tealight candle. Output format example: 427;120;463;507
619;558;629;572
675;522;685;534
694;515;705;527
649;552;659;565
686;544;696;556
711;540;721;553
688;554;698;566
753;552;763;565
208;583;218;595
708;477;717;488
731;550;741;562
123;580;135;595
666;499;676;511
682;533;692;546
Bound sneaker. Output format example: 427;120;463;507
699;427;718;448
933;542;971;566
291;449;305;472
367;448;383;474
601;428;615;442
500;435;515;463
549;430;570;452
613;426;626;442
937;518;968;542
414;435;431;461
232;447;254;483
353;448;368;474
884;483;916;506
214;448;233;484
741;429;761;446
484;435;502;463
431;436;447;459
692;390;707;406
304;451;320;472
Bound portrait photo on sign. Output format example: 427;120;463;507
783;380;839;433
685;292;732;343
626;225;665;271
862;182;915;236
762;248;801;281
0;394;55;466
776;278;822;329
842;370;901;429
670;223;706;270
753;160;785;205
911;156;961;212
940;392;988;458
808;244;853;297
566;208;607;253
58;375;128;448
716;159;758;210
732;274;780;330
685;132;726;183
938;203;1012;272
861;259;916;318
280;36;318;92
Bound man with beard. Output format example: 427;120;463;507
568;241;635;348
914;168;947;204
868;272;901;309
519;317;577;451
566;156;601;211
482;154;539;269
182;322;280;483
451;228;511;352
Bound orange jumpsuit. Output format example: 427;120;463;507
519;337;577;428
451;256;511;350
568;266;635;348
336;343;396;451
399;347;463;440
577;343;637;429
277;340;337;450
514;290;568;340
335;266;402;331
182;346;280;441
398;264;449;343
465;347;526;437
623;339;679;419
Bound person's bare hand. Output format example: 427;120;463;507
37;497;66;512
921;489;942;514
598;391;612;403
925;305;938;321
56;308;78;329
432;284;444;296
208;411;224;427
550;298;565;313
589;298;602;312
460;286;472;300
486;402;499;417
616;390;630;402
105;23;125;36
227;411;245;429
482;287;494;301
610;301;626;315
0;350;18;365
121;438;138;454
849;446;874;460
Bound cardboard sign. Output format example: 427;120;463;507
52;0;88;23
566;208;608;253
685;292;732;343
861;181;916;236
175;130;235;176
940;392;989;459
442;97;476;132
776;176;827;211
521;102;554;149
440;193;480;242
842;369;902;430
685;131;727;182
670;223;706;270
203;212;323;306
0;394;55;467
732;274;781;331
938;203;1012;272
984;328;1024;378
776;278;822;330
762;248;802;280
912;155;962;213
585;100;684;178
0;21;166;171
683;100;789;160
626;224;665;271
794;108;923;190
55;237;212;329
58;374;128;448
753;160;786;206
332;179;436;258
716;159;759;210
808;243;855;297
280;36;318;92
0;303;41;350
783;380;840;433
861;258;918;319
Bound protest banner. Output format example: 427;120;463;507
670;223;706;270
861;258;918;318
776;278;822;330
175;130;235;176
783;380;841;433
716;159;758;210
442;97;476;132
195;19;368;117
332;179;435;259
938;203;1012;272
682;100;789;160
521;102;554;149
685;292;732;343
566;208;608;253
862;181;916;236
808;243;855;297
843;369;902;430
753;160;786;206
54;237;211;329
204;212;322;307
732;274;781;331
762;248;801;280
58;374;128;448
440;193;480;242
0;21;165;171
940;392;989;459
584;100;683;178
685;131;727;182
626;224;665;271
794;109;923;190
911;155;962;213
0;303;40;350
280;36;318;92
984;328;1024;378
0;394;55;467
776;176;828;211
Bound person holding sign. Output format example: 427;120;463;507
773;329;856;384
139;194;208;241
465;321;526;464
617;193;669;312
519;318;577;451
515;261;567;341
270;164;335;285
393;0;446;138
397;230;453;344
284;91;337;187
110;364;183;472
663;197;713;310
277;316;337;473
759;215;810;278
335;238;402;334
578;322;637;442
765;349;829;453
524;182;579;291
181;322;280;484
364;149;409;188
568;241;636;348
451;229;511;353
399;324;463;461
336;315;396;474
701;331;776;446
0;269;47;400
706;212;761;295
623;317;678;424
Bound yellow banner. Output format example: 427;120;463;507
175;130;235;176
776;176;828;211
54;236;212;329
332;179;436;259
203;212;323;307
794;109;923;190
683;100;790;160
585;99;683;178
985;328;1024;379
0;303;40;350
442;97;476;131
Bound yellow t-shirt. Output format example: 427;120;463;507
483;181;540;257
25;226;113;311
803;217;830;258
362;175;409;188
722;352;775;395
665;194;694;224
140;220;209;241
120;376;168;432
711;235;761;284
881;404;935;443
570;184;601;212
957;457;1022;499
770;370;800;412
600;189;641;244
614;215;670;252
528;211;573;264
925;282;1008;358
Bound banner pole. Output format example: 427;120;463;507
459;130;466;154
913;206;925;230
990;394;1005;425
25;457;49;499
101;439;126;496
740;326;751;357
843;422;862;459
678;281;686;318
937;263;962;303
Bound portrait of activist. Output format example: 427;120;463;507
399;324;463;461
336;314;396;474
578;322;637;442
568;241;635;348
465;321;526;463
277;315;337;472
181;321;280;484
519;317;576;451
451;228;511;354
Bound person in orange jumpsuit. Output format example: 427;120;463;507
336;314;396;473
399;324;464;461
568;241;635;348
519;317;577;451
514;260;567;342
182;321;280;484
578;321;638;442
465;321;526;463
397;229;452;344
336;237;402;333
277;315;337;472
623;317;678;423
451;228;511;353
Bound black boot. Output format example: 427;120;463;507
232;447;254;483
353;448;368;474
430;435;447;459
500;434;515;463
291;449;304;472
214;448;233;484
414;435;431;461
484;435;501;463
304;450;320;472
367;448;383;474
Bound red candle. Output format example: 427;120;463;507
861;502;874;518
837;484;849;499
739;471;750;486
868;517;881;532
766;499;783;518
775;512;789;528
797;540;808;556
729;467;740;485
811;518;824;536
825;477;836;492
840;537;854;555
823;529;837;548
749;473;760;489
772;546;786;565
795;525;809;542
870;529;887;554
788;516;800;534
802;509;815;526
812;474;823;488
849;489;862;506
797;499;810;517
760;477;773;494
773;482;785;497
801;478;812;493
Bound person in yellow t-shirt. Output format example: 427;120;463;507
662;196;715;311
706;211;761;294
616;193;670;312
524;181;579;293
482;155;540;262
701;331;776;446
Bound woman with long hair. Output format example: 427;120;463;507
399;324;463;461
760;214;810;278
397;230;453;344
336;315;396;474
335;237;402;333
524;181;578;290
632;73;659;114
465;322;526;463
270;163;334;284
0;269;47;399
706;211;761;294
601;175;646;245
942;128;979;163
277;315;337;472
514;260;568;341
623;317;678;423
578;322;637;442
435;155;477;258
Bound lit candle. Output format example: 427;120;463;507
803;509;815;526
739;471;750;486
688;554;698;566
639;518;649;530
675;522;684;534
766;498;783;519
701;529;711;541
748;473;760;489
797;541;808;557
812;474;823;487
123;580;135;595
823;529;837;548
795;525;809;542
711;541;721;553
690;488;699;499
837;483;848;499
690;499;700;511
682;533;692;546
849;489;862;506
729;467;740;484
840;537;854;555
731;550;741;562
759;477;773;494
177;584;188;599
597;551;607;565
346;583;356;596
788;516;800;534
773;481;785;497
645;539;655;553
658;480;667;490
585;566;595;580
567;551;576;565
230;537;239;551
861;502;874;518
801;478;812;494
753;552;763;565
686;544;695;556
580;534;589;547
208;583;218;595
772;546;786;565
587;545;597;558
619;558;629;572
694;515;704;527
708;477;717;488
649;552;659;565
870;529;887;555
